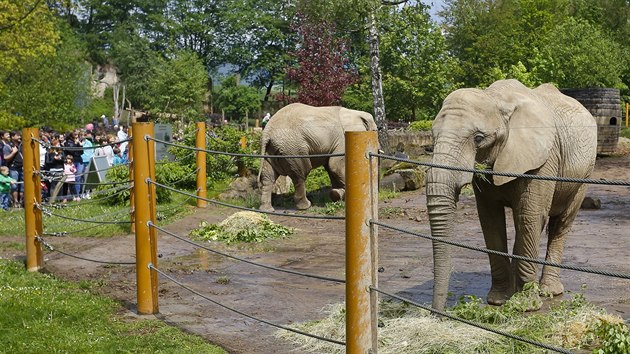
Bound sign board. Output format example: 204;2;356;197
84;155;109;191
154;123;174;161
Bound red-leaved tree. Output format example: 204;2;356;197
284;13;358;106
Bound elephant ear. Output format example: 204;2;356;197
493;92;556;186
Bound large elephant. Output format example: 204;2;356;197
426;79;597;310
259;103;377;212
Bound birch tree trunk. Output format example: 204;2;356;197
369;12;389;154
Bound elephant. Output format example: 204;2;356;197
258;103;377;212
426;79;597;311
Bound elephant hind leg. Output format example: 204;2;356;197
292;176;311;210
259;159;277;212
326;156;345;202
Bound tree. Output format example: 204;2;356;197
380;4;459;121
215;76;261;120
0;22;90;129
532;17;627;89
146;50;208;120
286;13;358;106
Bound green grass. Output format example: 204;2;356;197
0;191;196;238
621;127;630;139
0;259;225;353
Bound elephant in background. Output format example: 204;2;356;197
259;103;377;212
426;79;597;310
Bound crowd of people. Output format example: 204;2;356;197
0;121;130;210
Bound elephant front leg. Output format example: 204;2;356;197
540;186;586;296
293;177;311;210
259;159;277;212
476;194;512;305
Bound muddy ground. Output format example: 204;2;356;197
2;151;629;353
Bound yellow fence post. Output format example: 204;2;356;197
132;122;159;314
128;128;135;233
345;131;379;353
196;122;207;208
23;127;43;272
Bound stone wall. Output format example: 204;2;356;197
387;130;433;157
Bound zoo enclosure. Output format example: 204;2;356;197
19;123;630;353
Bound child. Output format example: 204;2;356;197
63;155;78;202
0;166;16;211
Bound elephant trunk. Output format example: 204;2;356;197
426;150;470;310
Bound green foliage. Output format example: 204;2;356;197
168;124;261;186
215;76;262;120
146;50;208;121
408;120;433;132
380;4;459;121
0;22;90;127
0;259;224;353
533;17;628;89
95;161;196;205
592;320;630;354
621;128;630;139
190;213;293;245
324;201;344;215
305;166;332;192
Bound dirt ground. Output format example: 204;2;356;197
2;150;629;353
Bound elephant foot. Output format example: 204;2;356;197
259;204;275;212
329;188;345;202
540;279;564;297
295;198;311;210
487;286;513;306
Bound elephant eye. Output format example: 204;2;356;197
474;134;485;145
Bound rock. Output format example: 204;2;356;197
218;175;258;200
581;196;601;209
273;176;292;195
380;173;405;192
397;168;426;190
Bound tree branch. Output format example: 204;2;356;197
0;0;44;32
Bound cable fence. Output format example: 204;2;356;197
18;125;629;353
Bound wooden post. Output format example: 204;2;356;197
132;122;159;314
128;127;135;233
345;131;379;353
23;128;43;272
625;102;628;128
196;122;207;208
238;136;247;177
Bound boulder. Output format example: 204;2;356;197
379;168;426;192
581;196;601;209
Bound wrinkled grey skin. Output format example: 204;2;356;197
426;79;597;310
259;103;377;212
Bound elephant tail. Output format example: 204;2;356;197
257;135;270;184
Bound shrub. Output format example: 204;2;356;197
408;120;433;131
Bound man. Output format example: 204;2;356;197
80;131;94;199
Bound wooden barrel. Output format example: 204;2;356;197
561;88;622;154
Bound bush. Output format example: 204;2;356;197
408;120;433;131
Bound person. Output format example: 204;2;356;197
63;154;78;202
1;130;13;167
117;125;129;152
112;147;128;165
0;166;16;211
7;131;23;207
64;131;84;198
103;135;115;166
80;131;94;199
101;114;109;129
261;112;271;129
45;138;65;202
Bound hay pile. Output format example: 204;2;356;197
189;211;293;244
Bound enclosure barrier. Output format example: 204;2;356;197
131;122;159;314
21;124;630;353
195;122;207;208
345;131;379;353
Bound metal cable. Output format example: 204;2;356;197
33;137;133;151
371;287;572;354
149;222;345;283
36;236;135;265
148;179;345;220
37;203;132;225
148;136;344;159
372;153;630;186
43;224;97;237
149;264;345;346
374;221;630;280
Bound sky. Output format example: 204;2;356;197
421;0;446;21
